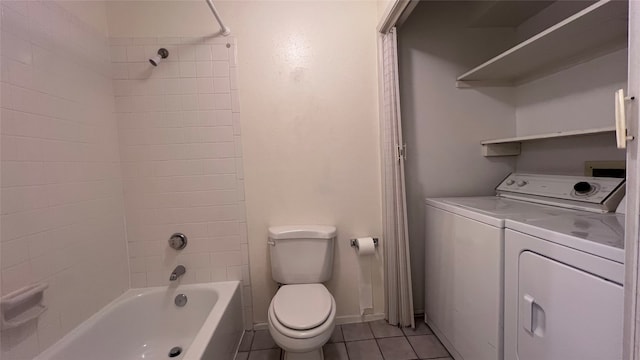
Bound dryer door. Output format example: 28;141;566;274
517;251;623;360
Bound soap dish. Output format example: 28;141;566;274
1;283;48;330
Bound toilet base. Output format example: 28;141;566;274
283;347;324;360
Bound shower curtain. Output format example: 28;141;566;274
379;27;414;328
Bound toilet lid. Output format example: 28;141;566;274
273;284;333;330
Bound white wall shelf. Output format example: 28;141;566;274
457;0;628;87
482;126;616;156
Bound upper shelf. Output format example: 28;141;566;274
457;0;628;87
481;126;615;156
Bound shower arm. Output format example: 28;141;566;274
204;0;231;36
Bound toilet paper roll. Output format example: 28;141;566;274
356;237;376;256
356;237;376;315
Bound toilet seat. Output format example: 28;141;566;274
273;284;332;330
269;285;336;340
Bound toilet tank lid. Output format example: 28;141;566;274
268;225;336;239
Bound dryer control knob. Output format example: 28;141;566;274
574;182;592;194
516;180;528;187
506;179;515;185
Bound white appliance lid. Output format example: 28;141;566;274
506;213;624;263
268;225;336;240
426;197;577;228
273;284;332;330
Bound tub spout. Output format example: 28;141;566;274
170;265;186;281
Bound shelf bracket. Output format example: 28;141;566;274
482;142;521;157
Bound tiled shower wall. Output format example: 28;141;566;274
0;2;129;358
111;37;252;328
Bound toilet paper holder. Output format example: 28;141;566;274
350;238;379;249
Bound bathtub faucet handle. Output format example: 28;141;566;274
168;233;188;250
170;265;186;281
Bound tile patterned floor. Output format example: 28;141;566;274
235;318;452;360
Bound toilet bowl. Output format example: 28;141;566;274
268;284;336;360
266;225;337;360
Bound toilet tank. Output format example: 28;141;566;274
268;225;336;284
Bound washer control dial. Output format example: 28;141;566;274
506;179;515;185
516;180;528;187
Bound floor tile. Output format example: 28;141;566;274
370;320;404;338
377;336;418;360
247;349;281;360
239;331;254;351
235;352;249;360
329;325;344;343
345;339;383;360
251;330;278;350
402;319;433;336
342;322;374;341
407;335;450;359
323;342;349;360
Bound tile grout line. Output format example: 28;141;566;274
404;318;423;360
404;331;421;360
338;325;349;360
239;319;452;360
369;321;391;360
248;330;255;353
377;330;420;360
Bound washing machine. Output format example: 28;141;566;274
504;211;624;360
424;173;625;360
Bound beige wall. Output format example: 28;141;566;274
377;0;394;23
106;1;383;325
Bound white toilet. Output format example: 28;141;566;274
267;225;337;360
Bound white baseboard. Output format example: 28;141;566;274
252;312;386;331
335;313;386;325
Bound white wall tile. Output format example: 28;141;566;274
213;61;229;77
178;45;196;61
196;62;213;78
110;46;128;62
113;37;249;327
214;93;231;110
211;44;229;61
1;3;129;358
179;61;197;78
195;45;212;61
197;78;215;94
126;46;146;62
213;77;230;93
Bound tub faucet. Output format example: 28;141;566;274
170;265;186;281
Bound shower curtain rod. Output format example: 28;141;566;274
205;0;231;36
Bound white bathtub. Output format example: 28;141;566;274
35;281;243;360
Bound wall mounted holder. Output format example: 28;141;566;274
350;238;379;249
1;283;48;330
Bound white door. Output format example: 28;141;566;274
626;2;640;360
518;251;623;360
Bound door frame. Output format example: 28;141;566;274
378;1;640;359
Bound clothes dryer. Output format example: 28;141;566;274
504;212;624;360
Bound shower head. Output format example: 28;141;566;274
149;48;169;66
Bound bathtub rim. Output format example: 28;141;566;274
34;280;242;360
